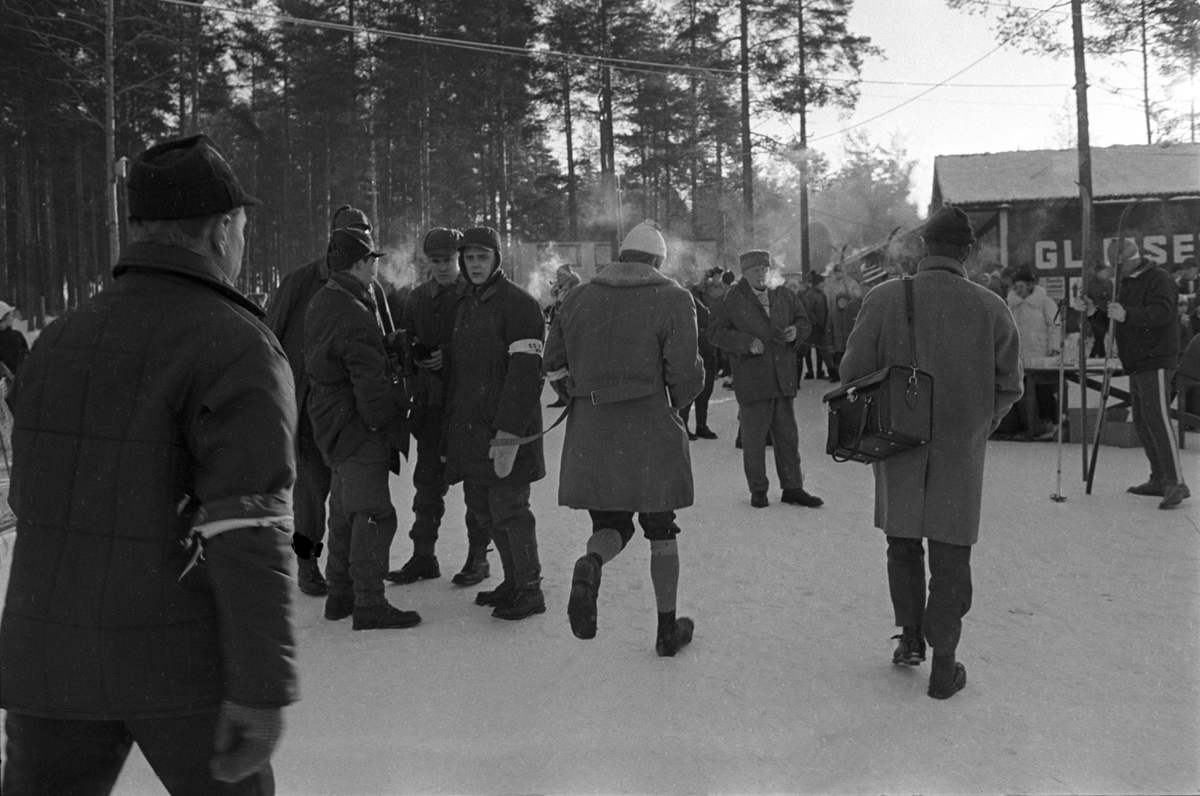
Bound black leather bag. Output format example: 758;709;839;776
823;277;933;464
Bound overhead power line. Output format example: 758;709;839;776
154;0;744;80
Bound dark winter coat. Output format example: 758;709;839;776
1;241;298;720
0;327;28;376
707;278;812;404
445;269;546;487
801;286;827;346
266;256;395;414
1113;265;1179;374
690;288;716;356
840;257;1024;547
403;276;468;433
304;272;408;465
545;261;703;512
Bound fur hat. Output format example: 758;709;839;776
127;135;260;220
620;221;667;260
739;250;772;271
424;227;462;258
327;227;384;272
922;206;975;246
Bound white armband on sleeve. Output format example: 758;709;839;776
509;338;543;357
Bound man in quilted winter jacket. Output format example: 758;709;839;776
1;134;297;794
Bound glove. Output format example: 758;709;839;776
748;338;765;355
488;430;521;478
210;700;283;783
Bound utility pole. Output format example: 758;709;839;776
797;0;810;275
1071;0;1095;481
739;0;753;245
105;0;119;268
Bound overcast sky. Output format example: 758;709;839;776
781;0;1192;213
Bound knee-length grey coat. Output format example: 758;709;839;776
543;261;704;512
839;257;1023;546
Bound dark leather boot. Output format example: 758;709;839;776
475;580;516;607
891;630;927;665
324;593;354;621
352;601;422;630
451;546;491;586
297;556;328;596
928;654;967;699
656;617;695;657
492;584;546;621
567;553;602;639
386;554;440;584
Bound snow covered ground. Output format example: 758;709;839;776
2;381;1197;795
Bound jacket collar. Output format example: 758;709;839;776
917;256;967;278
469;268;508;302
112;241;265;318
326;271;378;311
591;261;675;288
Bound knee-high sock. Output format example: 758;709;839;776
650;539;679;613
586;528;624;565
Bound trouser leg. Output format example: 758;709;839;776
336;436;397;607
130;711;274;796
1131;369;1183;485
409;423;448;557
923;540;973;656
769;397;803;490
466;482;512;580
293;412;332;546
324;468;353;599
694;355;716;428
886;536;926;630
680;402;692;427
488;484;540;587
738;399;773;493
3;711;132;796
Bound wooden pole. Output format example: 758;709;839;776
739;0;753;246
1071;0;1095;481
105;0;119;268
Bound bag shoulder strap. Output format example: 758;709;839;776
903;275;918;371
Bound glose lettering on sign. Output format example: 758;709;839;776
1035;233;1197;270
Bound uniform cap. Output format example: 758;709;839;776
620;221;667;260
332;205;371;232
127;135;261;220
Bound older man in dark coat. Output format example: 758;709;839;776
446;226;548;621
545;221;704;656
708;250;821;509
841;205;1023;700
265;204;395;597
1;135;296;793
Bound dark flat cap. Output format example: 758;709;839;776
424;227;463;257
327;227;385;271
739;250;772;271
127;135;260;220
460;226;502;252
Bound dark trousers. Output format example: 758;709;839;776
739;396;803;493
463;483;540;588
409;413;488;557
886;536;973;656
587;510;680;547
327;435;397;607
294;409;332;546
1130;368;1183;484
680;353;717;430
3;709;273;796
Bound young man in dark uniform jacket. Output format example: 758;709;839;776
265;205;395;597
386;228;492;587
1097;240;1188;509
304;227;420;630
1;135;297;793
445;226;548;621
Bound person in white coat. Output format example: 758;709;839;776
1007;271;1061;440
